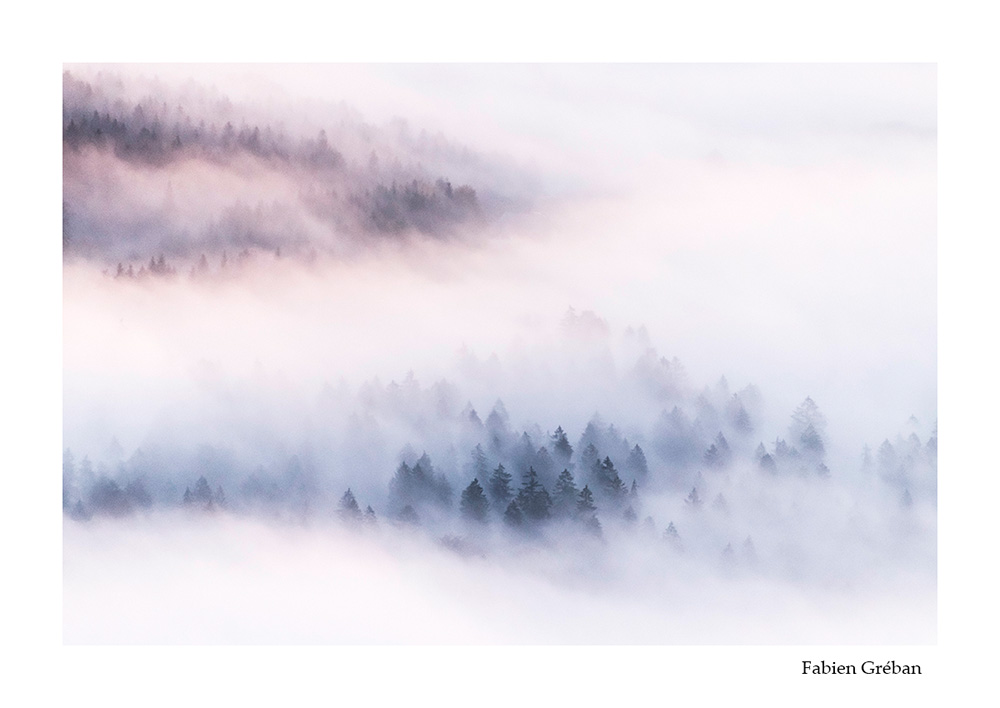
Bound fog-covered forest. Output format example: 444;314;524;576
63;70;529;264
63;314;936;582
63;64;936;644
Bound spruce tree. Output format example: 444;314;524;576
580;443;600;477
577;485;597;515
339;488;362;522
596;457;626;504
516;466;552;522
468;444;489;480
624;444;648;481
193;476;213;505
503;500;523;527
551;426;573;465
487;463;513;509
576;486;601;537
460;478;490;523
552;468;579;517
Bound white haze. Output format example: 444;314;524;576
62;64;935;644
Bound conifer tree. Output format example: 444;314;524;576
624;444;648;481
516;467;552;522
193;476;213;505
575;485;601;537
503;500;523;527
468;444;489;480
663;521;683;551
460;478;490;523
580;443;601;477
339;488;362;522
552;468;579;517
487;463;513;509
576;485;597;516
551;426;573;465
595;457;626;504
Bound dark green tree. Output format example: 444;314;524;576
552;468;579;517
575;486;601;537
550;426;573;466
460;478;490;523
516;467;552;522
503;500;524;527
595;457;626;504
487;463;513;509
577;485;597;515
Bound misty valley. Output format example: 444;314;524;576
62;65;936;643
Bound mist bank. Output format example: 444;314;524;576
63;143;936;460
63;512;934;644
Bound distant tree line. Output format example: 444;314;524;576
63;71;486;260
64;364;937;562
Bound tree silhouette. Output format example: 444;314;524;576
487;463;513;509
516;466;552;522
624;444;648;482
552;468;579;517
339;488;362;522
551;426;573;466
460;478;490;523
595;457;626;505
503;500;523;527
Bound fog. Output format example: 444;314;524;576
63;64;936;644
